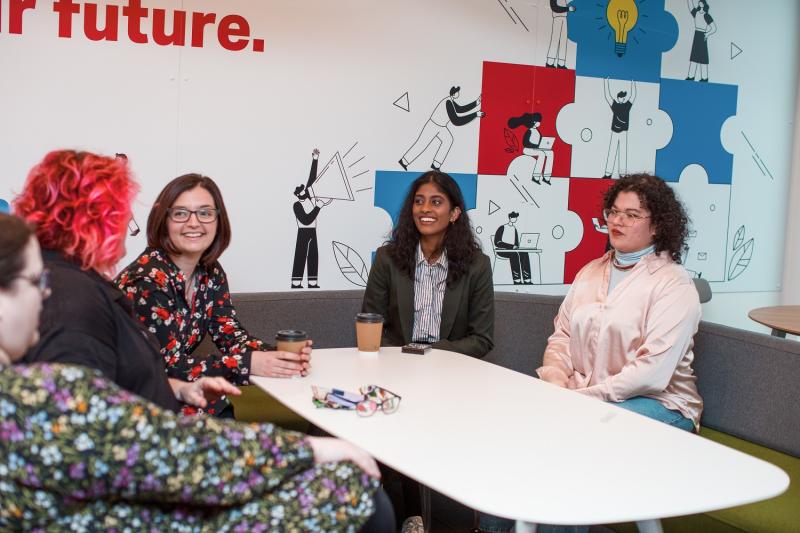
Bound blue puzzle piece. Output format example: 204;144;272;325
568;0;678;83
374;171;477;227
0;199;9;214
656;78;737;185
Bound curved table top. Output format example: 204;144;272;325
748;305;800;335
252;347;788;526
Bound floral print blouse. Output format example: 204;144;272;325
117;248;272;415
0;363;378;531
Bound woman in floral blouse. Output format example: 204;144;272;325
16;150;237;414
117;174;313;416
0;212;392;531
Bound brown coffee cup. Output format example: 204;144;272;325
275;329;308;354
355;313;383;354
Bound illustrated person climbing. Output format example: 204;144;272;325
686;0;716;82
292;148;332;289
399;86;485;172
603;78;636;179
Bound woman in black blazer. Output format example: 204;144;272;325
362;170;494;358
362;170;494;531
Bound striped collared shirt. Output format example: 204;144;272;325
412;244;448;343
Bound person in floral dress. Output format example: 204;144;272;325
0;212;392;531
117;174;313;416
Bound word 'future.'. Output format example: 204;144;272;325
2;0;265;52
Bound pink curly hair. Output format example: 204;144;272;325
13;150;139;277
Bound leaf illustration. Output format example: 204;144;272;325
503;128;519;152
727;238;754;280
332;241;369;287
732;225;745;250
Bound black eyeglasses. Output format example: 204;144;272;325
15;269;50;293
167;207;219;223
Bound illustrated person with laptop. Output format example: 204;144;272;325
494;211;533;285
507;112;555;185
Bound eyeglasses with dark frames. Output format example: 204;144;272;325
167;207;219;223
15;268;50;293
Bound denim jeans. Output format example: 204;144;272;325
476;397;692;532
615;396;695;432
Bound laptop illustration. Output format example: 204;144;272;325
520;232;540;249
539;136;555;150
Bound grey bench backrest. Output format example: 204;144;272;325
692;322;800;456
227;290;800;457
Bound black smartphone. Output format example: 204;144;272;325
401;342;431;355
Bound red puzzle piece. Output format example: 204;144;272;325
564;177;615;283
479;62;575;178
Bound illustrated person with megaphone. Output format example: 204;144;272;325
292;148;332;289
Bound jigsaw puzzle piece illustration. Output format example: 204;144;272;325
479;62;575;179
374;170;477;227
471;175;581;286
655;78;737;184
669;164;730;282
568;0;679;83
557;76;671;179
563;177;616;283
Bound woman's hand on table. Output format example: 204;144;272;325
251;340;313;378
172;377;241;408
308;437;381;478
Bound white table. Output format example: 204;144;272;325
252;348;788;530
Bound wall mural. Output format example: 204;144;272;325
0;0;793;298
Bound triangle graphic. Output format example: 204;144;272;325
730;42;743;60
488;200;502;216
393;92;410;112
310;152;355;201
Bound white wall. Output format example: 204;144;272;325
1;0;798;332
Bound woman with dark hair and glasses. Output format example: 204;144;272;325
0;212;393;532
117;174;312;416
361;170;494;532
538;173;702;429
480;174;703;533
16;150;236;414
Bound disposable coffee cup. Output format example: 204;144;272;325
276;329;308;377
275;329;308;354
355;313;383;355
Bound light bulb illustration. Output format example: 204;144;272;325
606;0;639;57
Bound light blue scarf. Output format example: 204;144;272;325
614;244;656;267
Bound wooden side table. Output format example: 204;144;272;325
748;306;800;338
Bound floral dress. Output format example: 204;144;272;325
116;248;271;415
0;363;377;531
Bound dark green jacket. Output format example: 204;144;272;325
362;245;495;358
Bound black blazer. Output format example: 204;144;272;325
23;251;180;412
362;246;495;358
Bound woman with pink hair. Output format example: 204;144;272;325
15;150;234;412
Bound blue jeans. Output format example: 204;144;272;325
476;397;692;532
615;396;695;432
